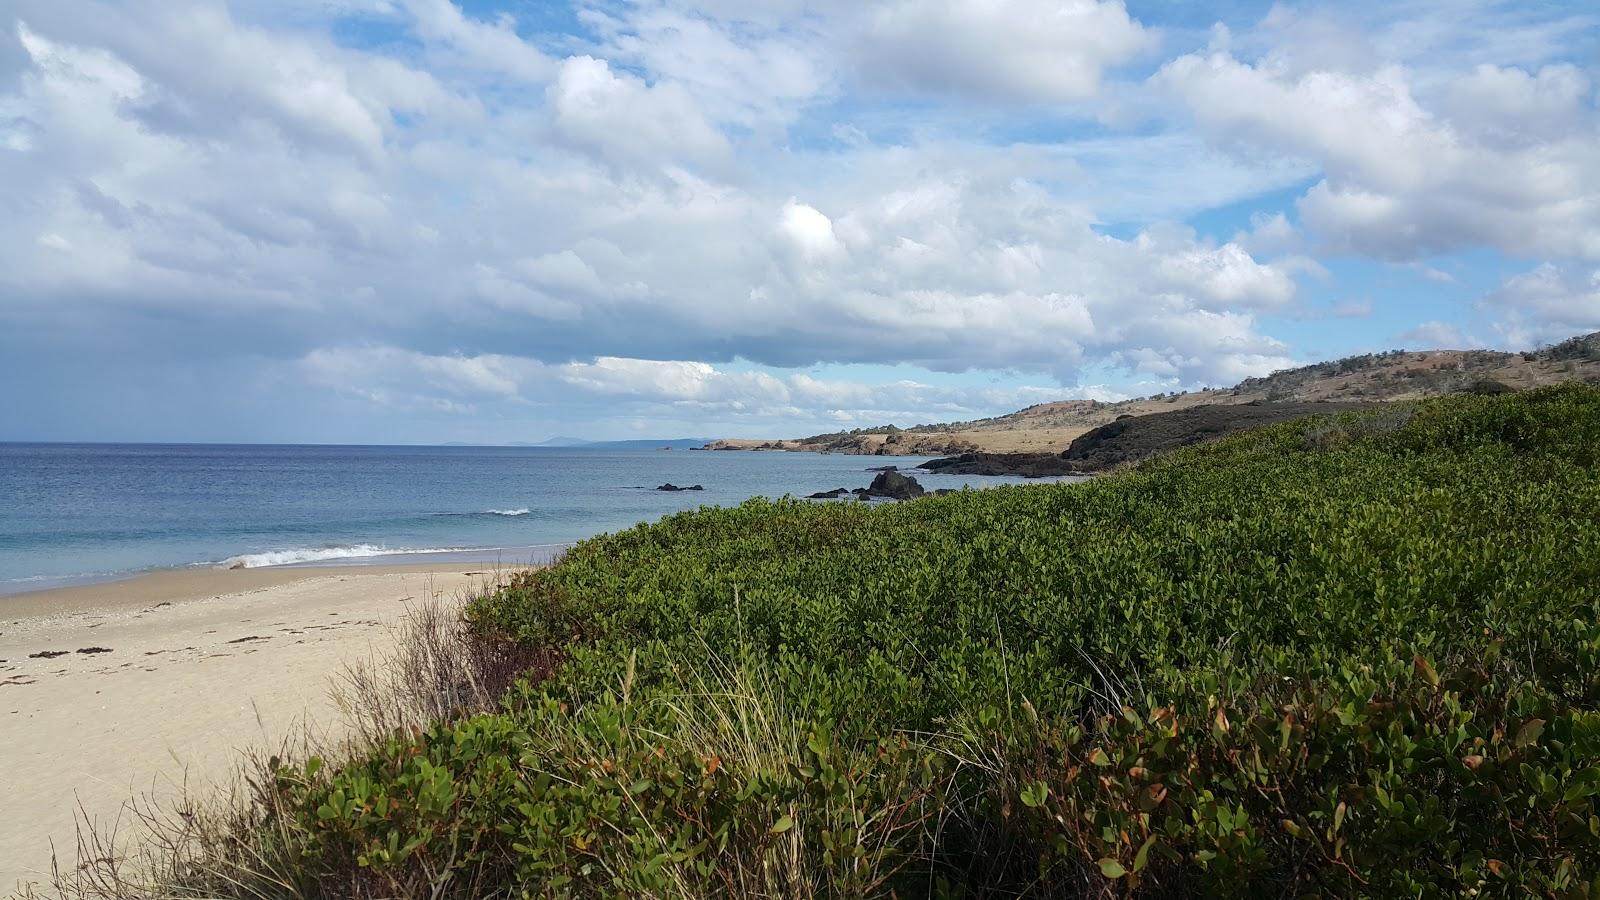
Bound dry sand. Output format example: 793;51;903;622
0;563;519;893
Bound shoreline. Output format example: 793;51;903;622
0;560;533;620
0;544;568;608
0;561;523;891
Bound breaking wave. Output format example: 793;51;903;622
218;545;483;569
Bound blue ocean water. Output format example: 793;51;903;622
0;443;1071;595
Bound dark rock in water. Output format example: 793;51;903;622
655;483;705;492
807;488;850;499
918;452;1077;477
865;465;899;472
861;470;925;500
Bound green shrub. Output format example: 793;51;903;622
157;385;1600;897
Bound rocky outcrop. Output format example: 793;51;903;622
807;488;850;499
655;483;705;492
859;470;925;500
917;452;1079;477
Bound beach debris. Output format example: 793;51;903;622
655;483;705;491
28;650;69;659
227;635;268;644
76;647;113;654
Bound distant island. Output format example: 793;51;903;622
442;437;711;449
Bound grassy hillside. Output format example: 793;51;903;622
704;331;1600;456
103;385;1600;897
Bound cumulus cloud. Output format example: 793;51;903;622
0;6;1300;396
400;0;555;83
1479;263;1600;347
1;0;1593;442
1157;48;1600;261
294;345;1074;431
547;55;729;169
854;0;1156;103
581;3;831;129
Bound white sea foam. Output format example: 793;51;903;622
484;508;531;516
218;545;478;569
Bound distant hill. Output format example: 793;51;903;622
582;435;713;445
545;437;711;450
446;437;711;449
704;331;1600;456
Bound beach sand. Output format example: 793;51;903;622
0;563;517;893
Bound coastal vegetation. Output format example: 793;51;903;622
61;384;1600;897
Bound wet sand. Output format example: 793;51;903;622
0;563;519;893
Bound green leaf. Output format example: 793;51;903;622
770;814;795;834
1133;835;1157;872
1020;781;1050;808
1098;858;1127;879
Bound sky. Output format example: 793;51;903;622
0;0;1597;444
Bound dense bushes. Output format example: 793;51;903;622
155;385;1600;897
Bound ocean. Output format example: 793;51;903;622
0;443;1070;595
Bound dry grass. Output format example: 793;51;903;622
332;581;559;747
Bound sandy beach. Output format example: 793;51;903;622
0;563;516;893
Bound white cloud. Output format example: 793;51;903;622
1146;235;1296;309
854;0;1156;103
547;54;729;169
582;4;831;129
400;0;554;83
777;199;841;261
1396;320;1481;349
7;0;1594;443
294;345;1078;429
1445;63;1592;145
1479;263;1600;347
1157;50;1600;260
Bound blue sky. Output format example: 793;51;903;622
1;0;1596;443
